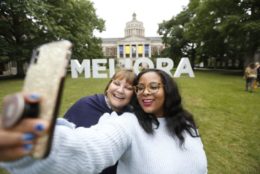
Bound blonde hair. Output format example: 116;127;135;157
104;69;136;93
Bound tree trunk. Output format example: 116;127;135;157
15;60;25;78
190;45;196;69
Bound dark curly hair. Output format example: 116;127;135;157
131;69;199;146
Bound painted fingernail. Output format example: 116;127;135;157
22;133;35;141
35;123;45;132
23;144;33;152
29;94;40;100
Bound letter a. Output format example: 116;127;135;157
174;58;195;78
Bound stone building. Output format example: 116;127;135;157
101;13;164;66
0;13;165;76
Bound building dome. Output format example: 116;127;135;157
125;13;145;37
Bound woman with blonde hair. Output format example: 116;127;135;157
64;69;136;127
0;69;207;174
64;69;136;174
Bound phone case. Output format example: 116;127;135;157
28;40;72;158
2;40;72;159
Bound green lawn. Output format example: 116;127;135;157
0;71;259;174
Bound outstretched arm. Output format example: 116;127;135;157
1;113;134;174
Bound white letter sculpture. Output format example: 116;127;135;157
174;58;195;78
71;59;90;78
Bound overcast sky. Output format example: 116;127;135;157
92;0;189;38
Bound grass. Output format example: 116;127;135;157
0;71;259;174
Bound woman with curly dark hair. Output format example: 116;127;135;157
132;69;200;146
0;69;207;174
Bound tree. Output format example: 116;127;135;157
0;0;42;77
158;0;260;69
158;9;197;67
0;0;105;77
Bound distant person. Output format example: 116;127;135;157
244;63;257;92
256;62;260;87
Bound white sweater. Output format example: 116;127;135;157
1;112;207;174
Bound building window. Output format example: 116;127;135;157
151;46;159;56
132;45;136;58
119;45;124;58
105;47;116;57
125;45;130;58
138;44;143;57
145;44;149;57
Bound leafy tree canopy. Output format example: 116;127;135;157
0;0;105;76
158;0;260;68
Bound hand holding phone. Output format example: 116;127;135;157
1;40;72;159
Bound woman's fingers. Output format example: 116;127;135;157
0;118;45;149
14;119;49;136
0;145;33;161
0;118;49;146
0;93;50;161
0;118;49;161
0;130;25;146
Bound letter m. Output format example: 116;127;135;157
70;59;90;78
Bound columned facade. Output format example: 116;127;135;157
101;13;164;66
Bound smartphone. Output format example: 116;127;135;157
1;40;72;159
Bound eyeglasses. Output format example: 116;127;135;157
112;80;133;91
134;82;163;95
